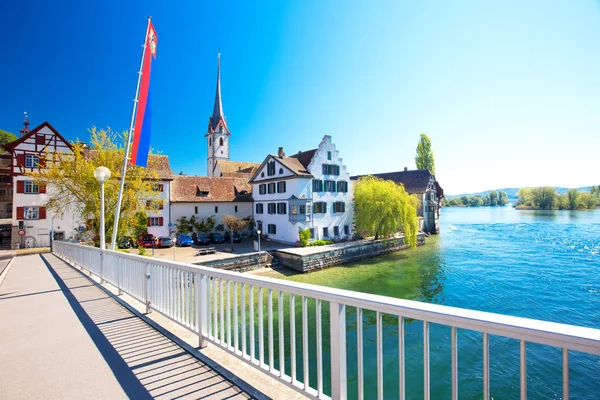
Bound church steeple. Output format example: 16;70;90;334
206;53;231;177
20;112;30;137
208;53;230;135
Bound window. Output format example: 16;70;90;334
215;224;224;231
146;200;164;210
323;227;329;238
299;205;307;214
327;151;332;160
261;172;264;178
24;181;39;194
291;205;298;215
277;181;286;193
5;204;11;213
235;205;238;213
256;203;264;214
312;180;324;193
36;134;45;145
325;180;336;192
257;222;263;232
334;226;339;237
344;225;350;235
24;206;39;220
209;137;212;146
259;184;266;195
309;228;315;238
322;164;340;175
268;203;276;214
277;202;287;215
268;224;277;235
267;161;276;176
25;155;40;168
268;183;276;194
219;137;224;146
313;202;327;214
151;183;164;192
148;217;163;227
333;202;346;213
195;206;198;214
279;168;283;174
337;181;349;193
215;206;218;213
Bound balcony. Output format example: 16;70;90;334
289;213;311;223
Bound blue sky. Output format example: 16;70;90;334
2;0;600;194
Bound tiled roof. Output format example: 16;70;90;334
171;175;253;203
289;149;317;169
270;155;312;177
216;160;259;176
351;169;444;196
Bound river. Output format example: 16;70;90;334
263;206;600;399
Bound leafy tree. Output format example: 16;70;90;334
488;190;498;206
0;129;18;145
516;188;532;206
132;211;148;241
415;133;435;174
498;191;509;206
530;186;557;209
299;228;311;247
222;215;248;245
353;176;419;247
460;196;469;206
566;189;580;210
580;192;596;209
175;216;193;234
28;127;159;242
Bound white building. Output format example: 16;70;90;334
143;155;175;238
170;175;253;234
249;135;354;245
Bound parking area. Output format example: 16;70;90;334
126;238;291;264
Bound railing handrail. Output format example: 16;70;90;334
54;241;600;355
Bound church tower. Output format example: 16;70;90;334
206;53;231;177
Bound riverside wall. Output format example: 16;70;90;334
195;252;272;272
273;233;426;273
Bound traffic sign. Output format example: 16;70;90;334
168;222;172;228
18;229;25;236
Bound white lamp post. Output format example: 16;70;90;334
94;166;111;250
257;230;261;254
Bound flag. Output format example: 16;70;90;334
130;22;158;167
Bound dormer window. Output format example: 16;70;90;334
25;155;40;168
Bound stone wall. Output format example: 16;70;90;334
274;234;425;273
195;252;272;272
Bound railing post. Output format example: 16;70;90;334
197;273;208;348
144;263;151;314
117;254;123;295
330;301;347;400
100;250;105;284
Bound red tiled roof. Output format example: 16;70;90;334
171;175;252;203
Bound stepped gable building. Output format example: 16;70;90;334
351;168;444;234
250;135;354;245
170;175;253;233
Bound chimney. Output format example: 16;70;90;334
404;166;408;172
278;147;285;158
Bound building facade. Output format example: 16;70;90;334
250;135;354;245
206;54;231;177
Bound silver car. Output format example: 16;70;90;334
158;237;174;248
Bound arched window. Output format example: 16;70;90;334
279;168;283;175
219;137;224;146
209;137;211;146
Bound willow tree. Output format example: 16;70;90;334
415;133;435;174
353;175;419;247
28;127;160;242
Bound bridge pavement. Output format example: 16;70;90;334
0;253;255;399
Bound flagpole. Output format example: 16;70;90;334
110;16;152;251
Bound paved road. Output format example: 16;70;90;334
0;254;253;400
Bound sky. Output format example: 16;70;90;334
1;0;600;194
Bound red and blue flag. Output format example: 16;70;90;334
131;22;157;167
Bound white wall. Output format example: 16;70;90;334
170;202;253;234
146;180;172;238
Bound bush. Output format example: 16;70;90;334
299;229;311;247
138;246;146;256
308;240;333;247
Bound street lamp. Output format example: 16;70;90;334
257;230;261;254
94;166;111;250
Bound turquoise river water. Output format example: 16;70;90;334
262;206;600;399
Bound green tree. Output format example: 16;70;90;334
222;215;248;245
530;186;557;209
566;189;580;210
488;190;498;206
498;191;509;206
29;127;159;243
353;176;419;247
516;188;532;206
415;133;435;174
580;192;596;209
132;211;148;240
460;196;469;206
175;216;193;234
299;228;311;247
0;129;18;145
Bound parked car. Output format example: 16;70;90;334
176;234;193;247
157;237;174;248
138;234;155;248
209;232;225;244
117;236;136;249
194;233;211;246
224;231;242;243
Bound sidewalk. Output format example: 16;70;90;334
0;254;254;400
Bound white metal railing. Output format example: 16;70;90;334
52;241;600;400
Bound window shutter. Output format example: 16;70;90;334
322;164;328;174
159;217;164;226
17;181;24;193
39;183;46;194
323;203;327;213
342;203;346;212
36;135;45;145
39;207;46;219
159;201;164;210
38;158;46;168
147;218;151;227
16;207;24;219
283;182;286;192
146;200;151;208
160;184;164;192
17;154;25;168
319;180;323;192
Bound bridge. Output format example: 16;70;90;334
1;242;599;399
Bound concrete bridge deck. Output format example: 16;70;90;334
0;253;255;400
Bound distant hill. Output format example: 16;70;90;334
448;187;592;202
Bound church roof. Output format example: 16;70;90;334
351;169;444;197
171;175;252;203
207;54;230;135
289;149;317;169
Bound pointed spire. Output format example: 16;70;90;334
208;52;230;135
20;112;30;137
